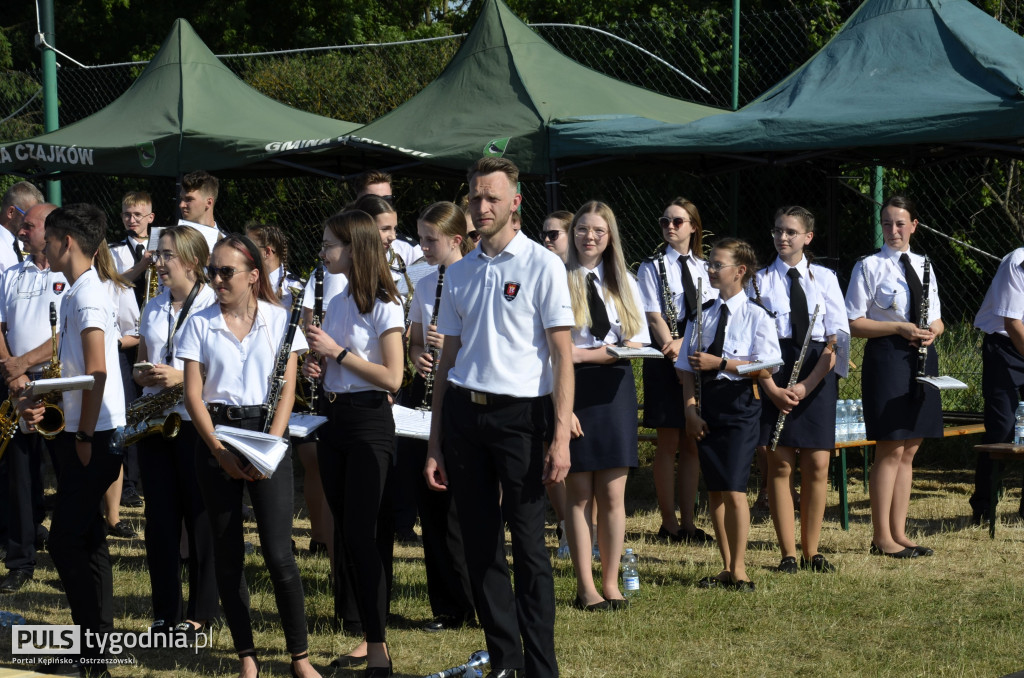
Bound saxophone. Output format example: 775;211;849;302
35;302;64;439
111;384;183;452
0;396;21;460
419;265;446;411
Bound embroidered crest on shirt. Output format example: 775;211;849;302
52;282;66;294
503;281;521;301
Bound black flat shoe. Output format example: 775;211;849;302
777;556;798;574
364;661;393;677
696;575;728;589
0;569;32;593
801;554;836;573
869;543;918;559
238;650;260;678
107;520;136;539
681;527;715;545
911;545;934;557
571;595;610;611
655;526;684;543
172;621;205;643
607;598;630;610
290;651;309;678
329;654;368;668
730;580;756;592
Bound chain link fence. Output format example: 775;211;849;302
3;2;1021;410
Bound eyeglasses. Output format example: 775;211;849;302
122;211;153;222
207;266;249;280
13;206;26;217
152;251;177;263
466;230;482;242
771;227;807;239
541;230;562;241
659;216;691;229
704;262;739;273
321;241;343;251
574;227;608;240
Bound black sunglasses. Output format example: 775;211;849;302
466;230;482;242
207;265;249;280
659;216;691;229
541;230;562;241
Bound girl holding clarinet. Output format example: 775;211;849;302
755;207;847;574
845;196;942;559
677;238;780;591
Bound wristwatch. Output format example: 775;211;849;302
718;358;728;371
75;431;93;444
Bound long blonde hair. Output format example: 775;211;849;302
566;201;643;340
94;241;132;291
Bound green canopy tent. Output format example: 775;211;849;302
0;18;360;179
304;0;724;194
549;0;1024;171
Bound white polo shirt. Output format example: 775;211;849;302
637;247;717;321
391;238;423;268
571;263;650;348
321;292;404;394
60;269;126;432
753;257;849;342
139;284;217;420
675;291;781;381
0;228;21;274
975;247;1024;336
176;300;309;406
845;244;941;324
437;231;574;398
0;257;68;371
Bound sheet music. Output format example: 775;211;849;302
917;375;968;390
288;414;328;438
606;346;664;359
736;359;784;375
393;404;431;440
21;376;94;400
213;425;289;477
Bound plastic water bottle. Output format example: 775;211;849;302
1014;402;1024;445
621;548;639;598
848;400;862;441
837;400;850;443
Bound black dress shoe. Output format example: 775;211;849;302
696;575;727;589
730;580;756;592
329;654;367;668
485;670;521;678
107;521;136;539
801;554;836;573
777;556;798;574
571;595;610;611
911;545;934;557
607;598;630;610
655;526;684;543
681;527;715;545
120;487;143;507
869;543;918;559
0;569;32;593
364;662;393;678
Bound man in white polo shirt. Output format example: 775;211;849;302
425;157;574;678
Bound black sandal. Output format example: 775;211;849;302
238;649;260;678
290;651;309;678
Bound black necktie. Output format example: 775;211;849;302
133;243;145;264
680;256;698;321
705;304;729;380
12;237;22;263
787;268;809;342
900;253;922;325
587;272;611;340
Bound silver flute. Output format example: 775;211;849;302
770;304;821;452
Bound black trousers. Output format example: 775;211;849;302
117;351;141;495
397;434;475;623
973;333;1024;512
5;429;49;574
442;387;557;678
195;413;308;654
48;429;121;667
318;392;394;644
138;421;219;624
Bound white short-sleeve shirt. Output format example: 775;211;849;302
571;262;650;348
176;300;308;406
0;257;68;370
676;291;782;381
637;247;717;323
104;279;140;338
436;231;574;398
321;292;404;394
139;284;217;420
845;244;941;324
0;229;21;274
753;257;849;341
59;269;126;432
975;248;1024;336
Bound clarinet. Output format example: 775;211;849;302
264;281;308;434
917;256;931;378
657;244;679;340
770;304;821;452
306;264;325;414
419;265;446;411
693;277;703;416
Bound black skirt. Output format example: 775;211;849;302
697;379;760;492
641;353;685;429
570;361;639;472
862;335;942;441
758;340;837;449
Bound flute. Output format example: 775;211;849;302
419;265;446;411
770;304;820;452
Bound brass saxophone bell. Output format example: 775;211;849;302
36;404;65;440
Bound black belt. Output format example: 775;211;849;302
207;403;267;421
325;390;388;406
450;384;534;407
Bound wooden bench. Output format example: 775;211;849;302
972;443;1024;538
831;423;985;530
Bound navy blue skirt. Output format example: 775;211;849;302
641;353;685;429
697;379;760;492
758;340;837;449
862;335;942;441
570;361;639;472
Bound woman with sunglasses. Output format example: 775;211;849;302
303;210;404;677
541;211;573;263
179;235;319;678
637;198;717;544
564;201;648;610
755;207;847;574
133;226;220;637
845;196;942;559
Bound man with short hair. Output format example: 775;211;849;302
425;157;574;678
0;182;44;273
354;170;422;267
354;170;393;201
178;170;219;228
110;190;156;286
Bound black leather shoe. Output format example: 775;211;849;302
869;543;918;559
730;580;756;592
485;671;521;678
607;598;630;610
0;569;32;593
655;526;684;543
329;654;367;668
572;595;610;611
120;487;143;507
107;521;136;539
801;554;836;573
681;527;715;545
364;661;393;677
777;556;798;574
696;575;727;589
911;545;934;557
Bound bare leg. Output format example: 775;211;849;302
104;465;124;528
653;428;681;534
565;471;602;605
870;440;906;552
707;491;730;574
723;491;751;583
593;467;628;599
891;438;923;548
768;446;797;559
677;436;701;533
799;449;831;558
547;481;567;525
